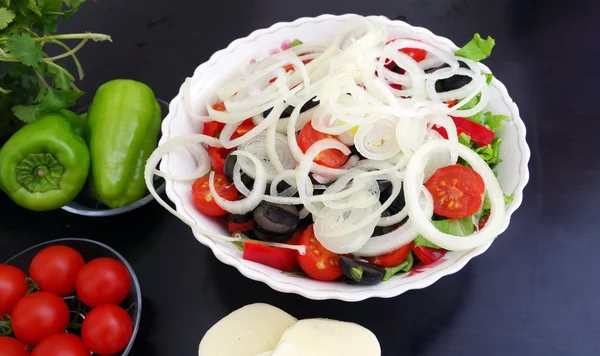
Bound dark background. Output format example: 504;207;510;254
1;0;599;355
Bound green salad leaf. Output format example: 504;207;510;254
289;39;303;47
383;252;414;281
482;112;510;132
456;33;495;62
413;217;475;251
485;73;494;85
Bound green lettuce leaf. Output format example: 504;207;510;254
482;112;510;132
413;217;475;250
289;39;303;48
383;252;414;281
474;137;503;167
485;73;494;85
456;34;495;62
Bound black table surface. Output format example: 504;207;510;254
1;0;598;355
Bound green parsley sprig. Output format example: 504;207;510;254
0;0;111;138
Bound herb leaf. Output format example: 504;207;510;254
12;104;40;123
0;8;16;30
8;33;44;67
38;89;83;113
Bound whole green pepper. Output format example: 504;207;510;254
86;79;161;209
0;113;90;211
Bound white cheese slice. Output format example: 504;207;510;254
276;318;381;356
198;303;297;356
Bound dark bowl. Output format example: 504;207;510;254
61;99;169;217
5;238;142;355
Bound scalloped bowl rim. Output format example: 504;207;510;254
158;14;531;301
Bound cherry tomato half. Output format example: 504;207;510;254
297;122;349;168
202;121;226;138
32;334;89;356
29;245;84;297
411;244;447;265
82;305;133;356
424;164;485;219
296;225;343;281
11;292;70;346
365;244;411;268
0;265;28;315
75;258;131;308
192;174;238;217
0;337;29;356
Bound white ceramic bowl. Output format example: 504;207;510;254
159;14;531;301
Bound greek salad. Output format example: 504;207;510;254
145;17;513;285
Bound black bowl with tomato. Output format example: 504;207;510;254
1;238;141;355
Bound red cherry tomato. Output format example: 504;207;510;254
296;225;343;281
411;244;447;265
31;334;89;356
424;164;485;219
0;265;28;315
208;146;233;175
75;258;131;308
191;174;238;217
29;245;84;297
212;102;226;112
365;244;411;268
297;122;349;168
0;337;29;356
82;305;133;356
11;292;69;346
399;47;428;62
228;220;255;233
243;241;299;271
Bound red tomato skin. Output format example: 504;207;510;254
0;337;30;356
297;122;349;169
31;334;89;356
191;175;238;217
0;265;28;315
75;258;131;308
425;164;485;219
11;292;70;346
432;117;495;147
296;225;343;281
243;241;299;271
365;244;411;268
29;245;85;297
82;305;133;356
208;147;233;175
411;244;447;265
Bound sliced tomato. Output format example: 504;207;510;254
192;175;238;217
433;116;495;146
446;99;457;108
411;244;447;265
203;121;226;138
212;102;226;112
425;164;485;219
243;241;299;271
232;118;256;139
208;146;233;175
228;220;255;233
297;122;349;168
365;244;411;268
383;39;428;72
296;225;343;281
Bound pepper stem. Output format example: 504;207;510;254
16;153;64;193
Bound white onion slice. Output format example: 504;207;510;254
210;151;267;214
404;139;506;251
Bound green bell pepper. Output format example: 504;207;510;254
0;113;90;211
86;79;161;209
